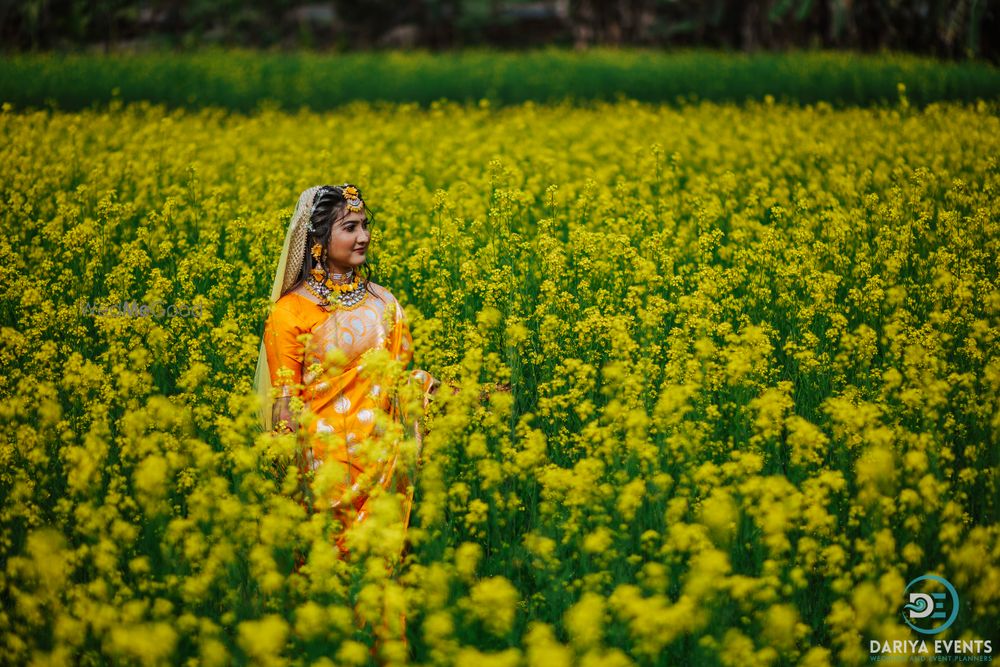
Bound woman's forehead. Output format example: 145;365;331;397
334;209;367;225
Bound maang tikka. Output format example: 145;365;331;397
343;185;364;212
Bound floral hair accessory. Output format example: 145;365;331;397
306;186;327;233
342;184;364;212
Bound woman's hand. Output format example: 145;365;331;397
435;380;510;400
271;395;300;434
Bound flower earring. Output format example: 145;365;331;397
309;242;325;281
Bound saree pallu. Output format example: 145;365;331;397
263;281;434;558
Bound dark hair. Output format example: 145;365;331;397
300;184;381;301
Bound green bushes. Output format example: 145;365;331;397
3;48;998;112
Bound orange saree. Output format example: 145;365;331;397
262;281;434;558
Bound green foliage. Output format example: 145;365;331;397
1;48;999;113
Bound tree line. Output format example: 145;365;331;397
2;0;996;62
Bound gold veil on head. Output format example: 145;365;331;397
253;185;324;432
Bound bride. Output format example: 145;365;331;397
253;184;436;559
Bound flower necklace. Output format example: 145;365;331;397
304;269;367;310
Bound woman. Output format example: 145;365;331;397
252;183;436;560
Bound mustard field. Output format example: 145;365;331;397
1;97;998;665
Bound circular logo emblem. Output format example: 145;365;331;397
902;574;959;635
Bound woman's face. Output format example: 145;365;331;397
326;207;370;274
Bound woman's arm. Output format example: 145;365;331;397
263;302;307;433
